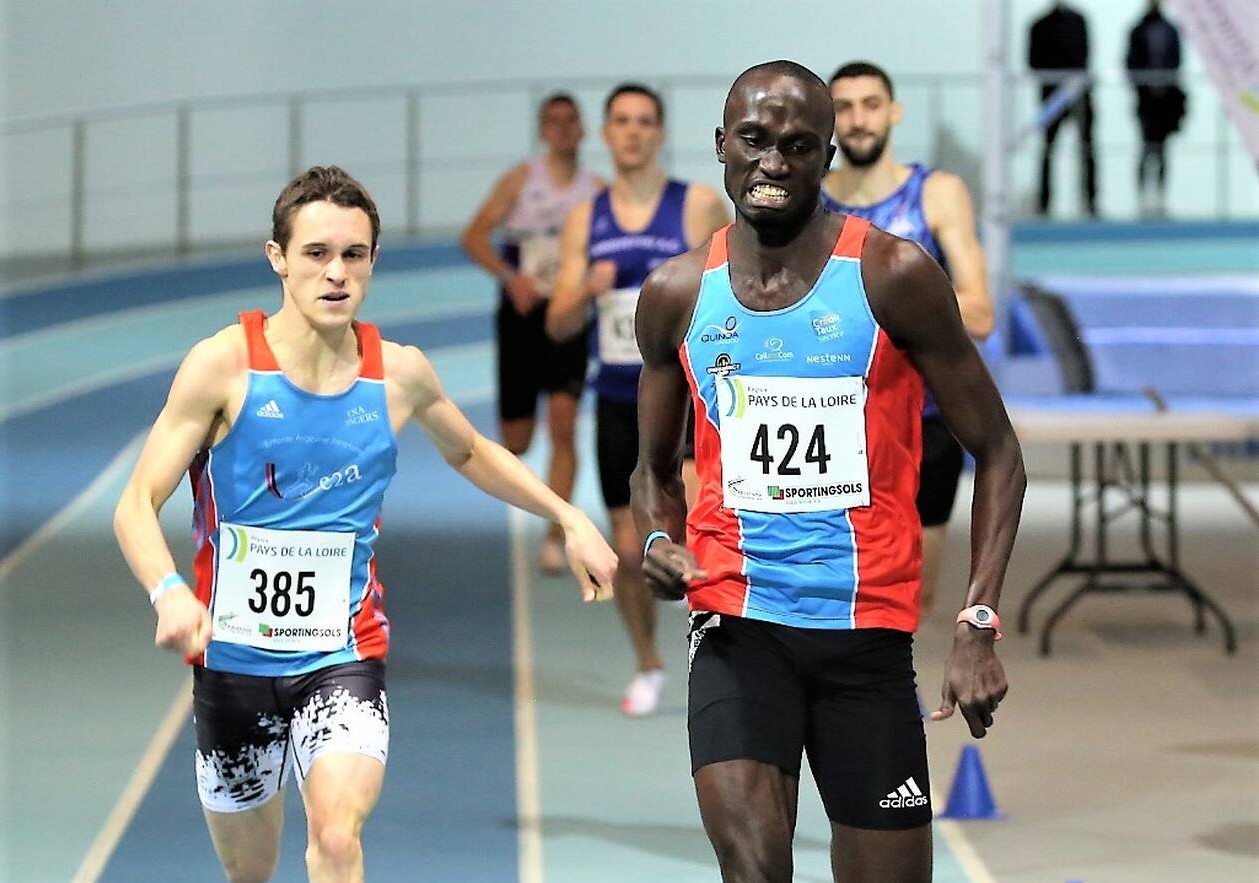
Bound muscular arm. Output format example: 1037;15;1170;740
924;172;994;340
629;251;708;598
863;230;1024;737
545;200;597;341
460;164;528;281
114;332;242;652
865;231;1024;610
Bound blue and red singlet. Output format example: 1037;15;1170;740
681;218;924;631
188;311;397;676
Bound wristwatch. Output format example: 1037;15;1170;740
956;604;1002;640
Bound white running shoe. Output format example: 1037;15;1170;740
621;669;667;717
537;534;565;575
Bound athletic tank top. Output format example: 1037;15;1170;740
681;219;924;631
500;157;599;297
822;163;945;415
588;179;689;401
189;311;398;676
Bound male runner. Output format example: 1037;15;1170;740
823;61;994;613
462;93;603;573
114;166;616;883
546;83;729;716
632;62;1024;882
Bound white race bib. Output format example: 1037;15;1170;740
715;374;870;513
596;287;643;366
211;523;354;652
519;234;561;296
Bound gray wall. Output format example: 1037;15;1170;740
2;0;1254;263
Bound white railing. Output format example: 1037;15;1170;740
1;72;1253;268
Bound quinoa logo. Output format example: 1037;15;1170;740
701;315;740;343
768;485;785;500
222;526;249;562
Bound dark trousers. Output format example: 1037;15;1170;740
1039;88;1097;216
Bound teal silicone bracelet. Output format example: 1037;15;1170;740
149;573;187;606
642;530;671;559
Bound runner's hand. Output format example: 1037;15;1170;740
561;513;618;603
505;273;543;316
930;625;1008;738
154;585;212;656
586;260;617;298
643;540;708;601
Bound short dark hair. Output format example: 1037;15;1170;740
271;166;380;252
539;92;579;125
604;83;665;125
829;61;896;100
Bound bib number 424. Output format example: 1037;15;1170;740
749;423;832;475
248;568;316;618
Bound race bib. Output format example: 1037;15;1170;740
211;523;354;652
596;287;643;366
715;375;870;513
519;234;561;296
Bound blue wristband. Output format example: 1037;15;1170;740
149;573;187;606
642;530;671;559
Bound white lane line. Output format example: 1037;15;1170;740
0;431;144;586
933;785;999;883
936;819;999;883
70;678;194;883
510;506;545;883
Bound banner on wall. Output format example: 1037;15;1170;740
1165;0;1259;168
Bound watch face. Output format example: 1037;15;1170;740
975;609;991;624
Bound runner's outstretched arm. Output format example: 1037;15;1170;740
392;341;618;600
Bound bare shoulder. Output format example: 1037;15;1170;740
684;181;723;207
186;324;248;378
861;226;953;341
637;245;709;358
922;170;974;218
380;339;436;389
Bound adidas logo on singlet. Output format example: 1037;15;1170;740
255;399;285;419
879;777;928;809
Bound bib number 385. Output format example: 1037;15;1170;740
212;523;353;652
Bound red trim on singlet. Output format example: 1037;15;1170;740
188;449;218;666
238;310;384;378
834;215;871;259
704;225;731;271
678;341;750;615
351;518;389;661
848;329;924;631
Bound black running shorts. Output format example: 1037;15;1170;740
496;299;588;422
917;415;964;528
596;395;639;510
688;614;931;830
192;660;388;813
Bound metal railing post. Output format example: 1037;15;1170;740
70;118;86;268
289;96;303;178
406;90;420;237
176;104;191;254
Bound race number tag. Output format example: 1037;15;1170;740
520;234;561;296
715;375;870;513
596;287;643;366
211;523;353;652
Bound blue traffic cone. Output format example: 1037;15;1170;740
940;745;1005;820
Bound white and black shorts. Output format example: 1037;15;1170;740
192;660;388;813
